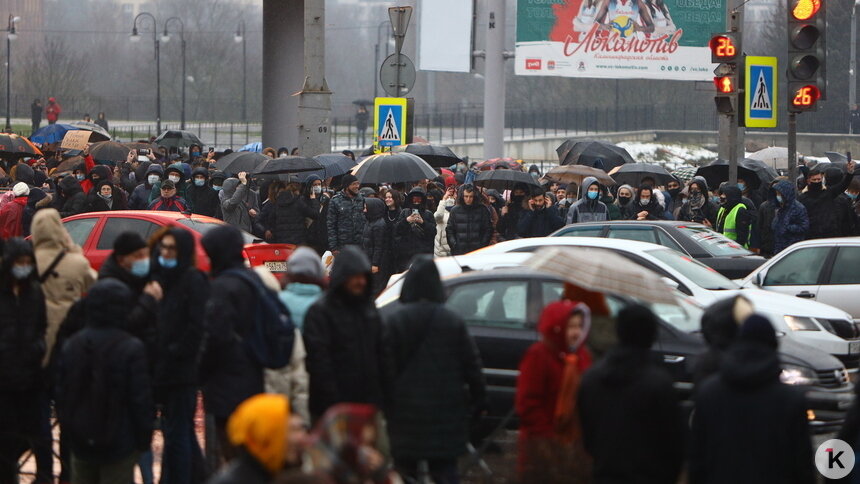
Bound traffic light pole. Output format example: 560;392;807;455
718;8;743;185
788;113;797;189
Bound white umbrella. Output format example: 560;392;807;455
748;147;798;171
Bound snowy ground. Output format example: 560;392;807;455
615;142;716;170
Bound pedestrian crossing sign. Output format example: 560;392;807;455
745;56;778;128
374;97;408;149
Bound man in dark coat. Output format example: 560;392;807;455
362;197;389;295
755;179;783;257
304;245;385;422
273;183;319;245
496;184;528;240
578;304;684;484
772;180;809;254
446;184;492;255
57;175;88;218
799;162;856;240
692;296;751;387
56;279;154;484
715;185;752;247
393;187;436;272
129;163;163;210
690;316;814;484
383;255;486;483
186;167;222;219
326;174;365;255
629;185;666;220
517;191;564;238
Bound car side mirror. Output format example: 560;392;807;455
660;277;680;290
755;270;766;287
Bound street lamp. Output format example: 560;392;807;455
163;17;186;130
373;20;392;98
5;15;19;133
234;20;246;123
130;12;161;134
850;0;860;133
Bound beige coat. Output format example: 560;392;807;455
31;208;97;366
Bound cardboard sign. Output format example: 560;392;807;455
60;130;91;150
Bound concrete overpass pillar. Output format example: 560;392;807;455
262;0;304;150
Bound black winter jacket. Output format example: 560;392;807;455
186;168;222;219
273;190;319;245
446;199;492;255
58;175;87;217
517;205;564;238
326;190;366;251
362;198;388;267
799;173;855;240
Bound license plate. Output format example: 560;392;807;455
850;341;860;355
264;261;287;272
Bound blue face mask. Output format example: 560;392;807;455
213;185;222;191
710;196;720;204
194;179;206;187
158;256;178;269
191;151;201;158
846;191;859;200
737;183;746;191
75;174;85;181
130;258;150;277
587;191;599;200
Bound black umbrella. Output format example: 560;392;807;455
298;154;357;181
610;163;677;188
557;139;634;172
391;143;461;168
0;133;43;157
154;130;204;149
213;151;269;175
739;158;779;184
474;169;543;193
252;156;323;175
89;141;130;164
67;121;111;142
695;159;773;190
352;153;437;184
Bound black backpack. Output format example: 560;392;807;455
223;269;296;369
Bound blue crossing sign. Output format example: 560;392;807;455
745;56;778;128
374;97;407;149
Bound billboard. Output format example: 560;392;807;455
418;0;473;73
515;0;726;80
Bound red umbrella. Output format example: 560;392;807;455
474;158;523;171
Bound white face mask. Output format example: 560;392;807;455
147;175;160;185
445;198;455;207
640;198;651;206
168;175;180;183
312;185;322;194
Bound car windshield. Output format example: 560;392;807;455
177;218;258;244
676;224;752;257
646;248;739;290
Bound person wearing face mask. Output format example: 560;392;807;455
0;238;51;484
393;186;436;272
86;180;126;212
666;179;685;218
272;181;319;245
799;163;857;241
210;170;227;193
735;176;761;210
361;198;389;295
714;185;752;248
755;178;786;257
446;184;493;255
614;184;637;220
599;185;622;220
677;177;718;227
497;184;529;241
519;192;564;238
303;175;329;255
130;163;164;210
186;167;222;219
838;178;860;236
56;174;88;217
566;177;609;225
771;180;809;254
434;185;455;257
82;164;113;196
630;185;666;221
188;144;203;161
149;162;191;204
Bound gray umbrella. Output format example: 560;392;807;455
68;121;111;142
610;163;677;188
252;156;324;175
154;130;204;149
213;151;269;176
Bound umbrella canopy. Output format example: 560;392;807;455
30;123;79;145
557;139;634;172
240;141;263;153
298;153;357;181
67;121;111;142
525;246;677;305
694;158;777;190
0;133;43;157
391;143;461;168
474;169;543;193
740;158;779;184
252;156;323;175
123;142;158;153
474;158;523;171
52;156;84;174
352;152;438;184
89;141;131;164
671;166;697;184
543;164;615;186
824;151;849;164
609;163;677;188
154;130;204;149
748;147;798;170
213;151;270;176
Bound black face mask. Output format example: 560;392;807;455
668;188;681;198
511;195;524;205
809;181;823;191
618;196;631;205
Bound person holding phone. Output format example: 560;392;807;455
434;186;456;257
392;186;436;272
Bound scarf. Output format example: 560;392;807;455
554;352;583;444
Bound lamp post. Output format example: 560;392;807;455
4;15;18;133
162;17;186;130
234;20;247;123
850;0;860;134
373;20;392;98
130;12;161;133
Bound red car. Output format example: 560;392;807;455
61;210;295;273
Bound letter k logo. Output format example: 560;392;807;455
828;448;845;469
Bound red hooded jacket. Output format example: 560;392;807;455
0;197;28;238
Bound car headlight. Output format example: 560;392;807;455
784;315;820;331
780;365;817;386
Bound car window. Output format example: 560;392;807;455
63;217;98;248
675;225;752;257
447;280;528;329
656;230;685;253
96;218;161;250
829;247;860;285
541;281;565;307
645;248;738;290
178;218;257;244
607;226;658;244
763;247;831;286
556;226;604;237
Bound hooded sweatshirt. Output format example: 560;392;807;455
771;180;809;254
278;247;324;330
361;197;388;269
185;167;222;218
220;178;254;232
58;175;87;217
129;163;163;210
566;176;609;224
393;187;436;270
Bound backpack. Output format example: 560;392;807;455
223;269;296;369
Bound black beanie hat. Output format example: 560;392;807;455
113;231;147;257
617;303;658;348
739;314;778;349
341;174;358;189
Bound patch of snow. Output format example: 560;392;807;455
616;142;715;170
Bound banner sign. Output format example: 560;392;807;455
60;130;91;150
515;0;726;80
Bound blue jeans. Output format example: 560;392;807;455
158;387;202;484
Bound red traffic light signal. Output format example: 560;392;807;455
714;76;735;93
792;0;821;21
710;34;740;63
791;85;820;108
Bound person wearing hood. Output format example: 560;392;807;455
0;182;30;238
566;176;609;225
273;181;319;245
837;177;860;236
303;245;385;422
771;180;809;254
629;184;666;220
55;279;154;484
613;184;636;220
393;186;436;272
148;179;189;212
83;164;113;195
45;97;61;124
677;177;717;227
326;174;366;256
799;162;856;240
362;198;390;295
715;184;752;247
57;174;88;217
303;174;329;255
86;179;127;212
210;171;227;192
207;394;306;484
497;184;529;241
150;162;191;203
446;184;492;255
755;178;785;257
598;186;621;220
518;190;564;238
578;304;684;484
692;295;753;387
0;238;50;484
278;247;325;332
528;164;541;180
383;255;487;483
516;300;592;483
129;163;163;210
666;178;685;218
434;185;455;257
690;316;814;484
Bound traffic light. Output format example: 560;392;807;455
709;33;740;63
711;33;742;115
787;0;826;112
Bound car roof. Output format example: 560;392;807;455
474;236;668;253
782;236;860;247
65;210;223;224
554;220;707;230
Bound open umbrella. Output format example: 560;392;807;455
824;152;849;164
474;169;543;193
525;246;677;304
0;133;43;157
543;164;615;186
740;158;779;184
474;158;522;171
557;139;634;172
123;142;158;153
671;166;697;184
391;143;461;168
352;152;438;184
67;121;111;142
352;99;374;106
748;147;799;171
154;130;204;149
240;141;263;153
30;123;79;145
52;155;85;174
89;141;131;164
213;151;270;175
252;156;323;175
695;159;774;190
609;163;677;188
298;153;357;181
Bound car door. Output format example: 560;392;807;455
62;216;101;252
91;216;163;269
760;246;834;301
817;245;860;321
